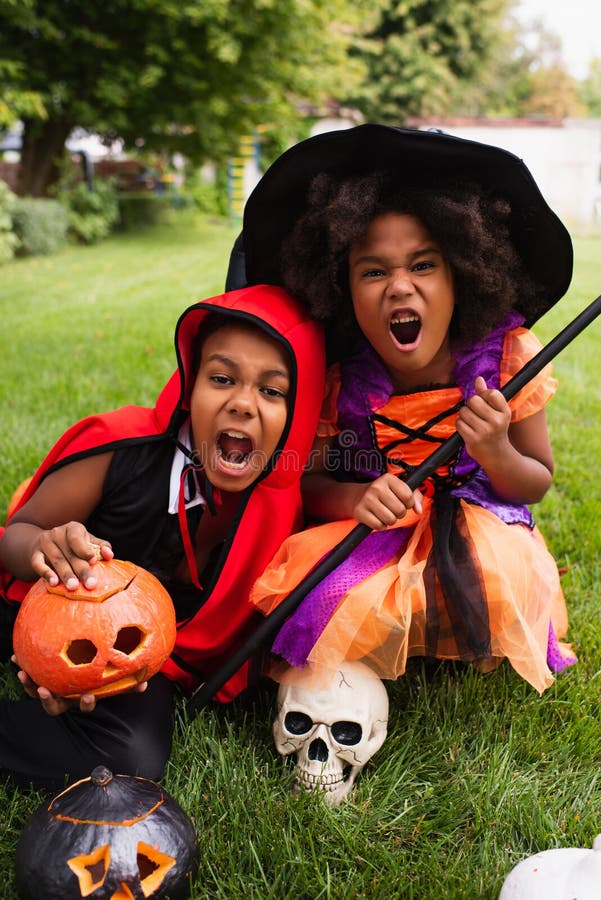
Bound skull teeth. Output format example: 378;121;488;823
296;770;346;788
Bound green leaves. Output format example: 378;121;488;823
344;0;510;120
0;0;368;193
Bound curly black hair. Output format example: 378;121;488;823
280;171;544;349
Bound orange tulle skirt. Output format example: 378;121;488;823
251;498;575;694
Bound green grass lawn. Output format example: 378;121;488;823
1;213;601;898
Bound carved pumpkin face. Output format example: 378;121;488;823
13;559;176;698
14;766;199;900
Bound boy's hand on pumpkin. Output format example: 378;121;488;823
35;683;147;715
352;473;423;530
13;658;97;714
37;686;97;716
13;655;148;714
31;521;113;592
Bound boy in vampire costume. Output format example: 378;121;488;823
0;284;325;789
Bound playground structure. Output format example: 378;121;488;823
227;130;263;222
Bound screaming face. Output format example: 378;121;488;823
348;212;456;392
189;322;290;492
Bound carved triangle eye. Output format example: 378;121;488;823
137;841;176;895
67;843;110;895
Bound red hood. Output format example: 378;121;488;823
156;284;324;492
9;284;324;511
2;285;326;701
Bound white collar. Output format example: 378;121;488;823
167;420;206;515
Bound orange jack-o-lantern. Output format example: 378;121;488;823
14;765;199;900
13;559;176;698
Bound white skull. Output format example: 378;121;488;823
273;661;389;805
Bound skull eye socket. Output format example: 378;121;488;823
331;721;363;745
284;711;313;735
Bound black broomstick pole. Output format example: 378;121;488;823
186;294;601;719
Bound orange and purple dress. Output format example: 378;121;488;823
251;313;576;694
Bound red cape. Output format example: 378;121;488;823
1;285;325;701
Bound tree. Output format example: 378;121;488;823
579;57;601;117
443;13;538;117
342;0;510;121
510;18;584;117
0;0;368;196
444;12;585;118
521;64;584;118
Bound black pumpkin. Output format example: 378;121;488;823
14;766;199;899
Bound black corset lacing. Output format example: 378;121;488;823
372;404;492;662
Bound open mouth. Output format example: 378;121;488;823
65;667;148;699
390;313;421;346
216;430;254;469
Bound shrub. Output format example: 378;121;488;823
117;192;169;230
181;167;229;217
11;197;68;256
0;181;19;265
62;179;120;244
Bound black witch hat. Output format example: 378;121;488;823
229;123;573;327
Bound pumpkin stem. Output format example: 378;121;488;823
91;766;113;786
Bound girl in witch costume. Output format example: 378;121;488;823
239;124;577;693
0;284;325;788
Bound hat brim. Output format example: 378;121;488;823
243;124;573;325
